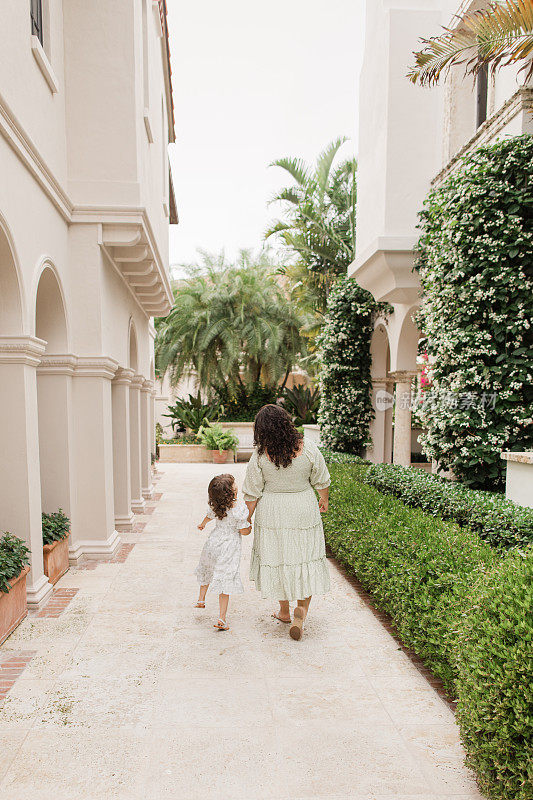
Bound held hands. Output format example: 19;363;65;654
318;497;329;513
240;525;252;536
197;523;205;531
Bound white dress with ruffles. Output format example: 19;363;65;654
195;500;249;595
243;439;331;602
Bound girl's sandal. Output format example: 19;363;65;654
289;606;306;641
214;618;229;631
195;601;206;608
272;613;291;624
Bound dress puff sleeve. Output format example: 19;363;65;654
243;450;265;501
307;440;331;490
233;500;250;528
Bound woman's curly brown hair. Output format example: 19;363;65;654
253;404;302;469
208;474;236;520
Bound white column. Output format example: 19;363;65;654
129;374;145;513
150;388;156;457
112;368;134;531
0;336;53;608
392;372;413;467
37;355;76;518
70;357;121;561
141;379;154;499
367;378;394;464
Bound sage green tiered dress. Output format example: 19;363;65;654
243;439;331;601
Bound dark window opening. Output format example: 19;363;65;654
476;63;488;128
30;0;43;45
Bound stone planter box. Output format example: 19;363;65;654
159;444;212;463
219;422;254;461
501;452;533;508
303;424;321;445
43;537;70;585
0;565;29;645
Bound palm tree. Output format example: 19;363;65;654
408;0;533;86
265;137;357;314
155;250;309;392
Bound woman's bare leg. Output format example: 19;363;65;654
290;597;311;640
274;600;291;623
296;596;312;618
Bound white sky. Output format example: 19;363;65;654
166;0;366;273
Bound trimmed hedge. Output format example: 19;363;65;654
325;462;532;800
324;463;496;690
364;462;533;550
455;549;533;800
320;448;365;465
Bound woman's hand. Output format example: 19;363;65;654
240;525;252;536
317;487;329;513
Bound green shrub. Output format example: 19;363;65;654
324;463;496;690
415;136;533;490
455;548;533;800
197;422;239;452
0;532;30;594
41;509;70;546
317;278;390;453
282;384;320;426
320;448;366;465
163;392;221;434
364;462;533;550
215;382;279;422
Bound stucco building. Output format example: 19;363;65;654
351;0;533;468
0;0;176;608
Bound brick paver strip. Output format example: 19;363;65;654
152;493;163;501
35;588;80;619
0;650;36;701
77;543;136;570
132;521;147;533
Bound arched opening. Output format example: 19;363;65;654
391;306;423;468
0;226;24;335
35;265;73;523
368;321;393;463
128;320;138;372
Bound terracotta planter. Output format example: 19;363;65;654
43;536;69;585
0;565;29;646
212;449;234;464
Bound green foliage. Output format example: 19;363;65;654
266;138;357;315
282;384;320;426
155;250;309;392
215;382;279;422
317;277;389;454
155;422;164;445
325;462;533;799
163;392;221;434
455;548;533;800
0;532;30;594
324;463;496;690
415;136;533;490
41;509;70;546
197;422;239;452
364;462;533;551
319;448;365;465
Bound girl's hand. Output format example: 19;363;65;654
240;525;252;536
197;523;205;531
318;497;328;513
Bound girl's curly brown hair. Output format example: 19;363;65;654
208;474;236;520
253;404;303;469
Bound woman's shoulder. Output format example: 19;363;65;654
302;438;320;458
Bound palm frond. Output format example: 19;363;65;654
316;136;349;196
268;157;311;188
408;0;533;85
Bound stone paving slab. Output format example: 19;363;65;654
0;463;485;798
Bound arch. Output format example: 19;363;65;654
395;306;421;372
370;318;391;379
34;263;68;353
128;318;139;373
0;213;25;335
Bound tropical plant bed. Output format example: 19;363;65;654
158;444;213;463
324;462;532;800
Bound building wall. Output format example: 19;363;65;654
0;0;175;608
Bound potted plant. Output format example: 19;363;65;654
198;422;239;464
0;532;30;645
41;509;70;585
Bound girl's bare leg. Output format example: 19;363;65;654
196;584;208;606
290;597;311;641
219;593;229;622
296;596;312;619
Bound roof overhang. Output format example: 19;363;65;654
349;237;421;305
157;0;175;143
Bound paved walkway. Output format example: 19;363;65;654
0;463;484;800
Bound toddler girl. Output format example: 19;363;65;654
195;473;251;630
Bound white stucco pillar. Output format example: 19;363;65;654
129;374;145;513
392;372;413;468
36;355;76;519
0;336;53;608
70;357;121;561
141;379;154;499
367;378;394;464
112;367;134;532
150;388;156;456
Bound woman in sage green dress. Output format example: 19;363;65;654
243;404;330;640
